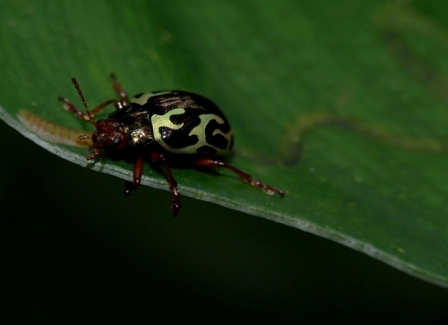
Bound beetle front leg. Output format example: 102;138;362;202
58;96;88;120
133;157;143;186
194;158;284;196
125;157;144;195
150;152;181;216
110;73;130;108
124;157;144;195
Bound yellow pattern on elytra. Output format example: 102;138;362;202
151;108;233;155
130;92;171;106
151;108;185;144
187;113;233;153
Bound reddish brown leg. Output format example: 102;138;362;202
90;99;123;115
59;97;122;121
58;96;87;120
194;158;284;196
133;158;143;186
124;158;144;195
150;152;181;216
111;73;130;108
59;74;129;121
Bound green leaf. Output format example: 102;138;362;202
1;0;448;287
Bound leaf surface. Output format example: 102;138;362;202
1;0;448;286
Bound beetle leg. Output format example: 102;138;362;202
90;99;123;114
58;96;88;120
86;148;101;160
110;73;130;107
124;158;143;195
133;158;143;186
150;152;181;216
124;181;134;195
59;97;122;121
60;74;129;120
194;158;284;196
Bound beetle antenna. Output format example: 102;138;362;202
71;77;96;126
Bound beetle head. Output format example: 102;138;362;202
70;77;127;160
79;118;128;161
91;118;127;150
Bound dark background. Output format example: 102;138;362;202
1;122;448;324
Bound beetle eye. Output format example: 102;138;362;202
113;137;121;147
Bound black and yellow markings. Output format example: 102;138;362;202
130;91;172;106
151;107;233;155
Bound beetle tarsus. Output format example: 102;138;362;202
86;149;101;160
124;181;134;195
248;178;284;196
171;193;181;217
194;158;285;197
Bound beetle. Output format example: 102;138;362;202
59;75;284;216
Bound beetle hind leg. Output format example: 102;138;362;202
194;158;284;196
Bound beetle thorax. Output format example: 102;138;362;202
92;118;127;150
